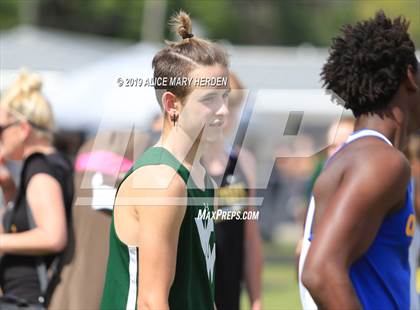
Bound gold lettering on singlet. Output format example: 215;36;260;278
406;214;415;237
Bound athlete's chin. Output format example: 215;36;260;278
202;135;217;145
203;128;223;144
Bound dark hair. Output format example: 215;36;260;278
152;10;229;108
321;11;418;117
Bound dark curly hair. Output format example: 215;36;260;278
321;11;418;117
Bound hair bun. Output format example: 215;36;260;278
18;71;42;94
170;10;193;40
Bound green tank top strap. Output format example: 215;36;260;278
119;146;213;195
132;147;191;184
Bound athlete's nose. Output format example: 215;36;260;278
217;100;229;122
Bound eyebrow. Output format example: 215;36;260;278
200;89;231;99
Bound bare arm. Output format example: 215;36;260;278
243;207;263;310
117;166;187;310
302;151;410;309
0;173;67;255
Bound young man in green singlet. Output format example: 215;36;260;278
101;11;230;310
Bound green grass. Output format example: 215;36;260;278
240;242;301;310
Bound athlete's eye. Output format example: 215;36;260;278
202;96;216;103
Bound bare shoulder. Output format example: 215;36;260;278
351;143;410;183
325;138;410;183
316;141;410;209
117;164;187;200
27;173;61;188
339;142;410;204
113;164;188;246
27;173;62;198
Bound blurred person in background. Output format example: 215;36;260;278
48;131;150;310
0;71;74;309
0;156;15;211
260;139;316;243
202;72;262;310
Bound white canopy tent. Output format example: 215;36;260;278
0;25;129;72
47;43;161;133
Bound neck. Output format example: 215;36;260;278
23;139;54;159
201;139;231;177
354;104;408;150
202;139;225;160
201;138;227;172
157;122;207;170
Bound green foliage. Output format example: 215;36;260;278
36;0;144;39
241;242;301;309
0;1;418;47
0;0;19;29
354;1;420;44
181;0;246;42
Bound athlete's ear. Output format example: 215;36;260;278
162;91;178;114
19;120;31;142
405;64;419;92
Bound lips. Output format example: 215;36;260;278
209;120;224;127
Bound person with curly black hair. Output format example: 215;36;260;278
298;11;420;309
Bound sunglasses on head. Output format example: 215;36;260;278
0;121;20;135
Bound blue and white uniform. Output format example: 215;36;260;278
408;178;418;310
299;129;415;310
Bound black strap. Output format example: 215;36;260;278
221;150;239;187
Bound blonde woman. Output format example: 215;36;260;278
0;72;74;309
101;11;229;310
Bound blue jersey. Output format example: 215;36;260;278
299;129;415;310
349;179;414;310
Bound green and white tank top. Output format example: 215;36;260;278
100;147;216;310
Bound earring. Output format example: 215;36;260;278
170;113;178;127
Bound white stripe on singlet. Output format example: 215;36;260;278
298;129;393;310
346;129;392;146
299;196;317;310
126;246;138;310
